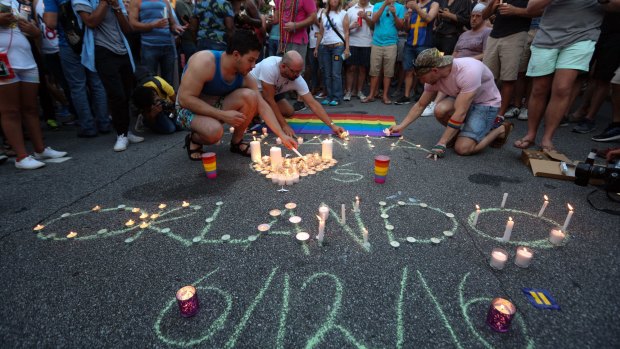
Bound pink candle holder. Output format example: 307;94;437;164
486;298;516;332
176;286;199;317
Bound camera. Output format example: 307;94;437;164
574;162;620;192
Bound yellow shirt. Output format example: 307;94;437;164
143;77;175;103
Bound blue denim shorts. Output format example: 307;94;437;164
403;45;430;71
460;104;499;143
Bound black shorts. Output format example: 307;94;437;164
592;34;620;82
348;46;371;67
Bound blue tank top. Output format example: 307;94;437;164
406;2;434;47
139;0;173;47
201;51;245;96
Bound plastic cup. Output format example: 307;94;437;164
202;152;217;179
374;155;390;183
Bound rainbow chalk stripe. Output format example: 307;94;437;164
287;114;400;136
201;152;217;179
374;155;390;184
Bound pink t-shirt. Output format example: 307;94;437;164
276;0;317;45
424;58;501;107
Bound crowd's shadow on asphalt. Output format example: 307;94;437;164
122;169;236;202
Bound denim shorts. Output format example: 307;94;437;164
0;67;40;85
403;45;430;71
460;103;499;143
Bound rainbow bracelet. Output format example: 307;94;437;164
447;118;463;130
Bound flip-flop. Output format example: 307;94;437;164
513;137;535;149
491;121;514;148
361;98;375;104
382;99;392;105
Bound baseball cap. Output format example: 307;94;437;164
414;48;453;76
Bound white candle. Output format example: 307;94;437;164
472;205;481;226
489;248;508;270
317;216;325;244
250;140;261;163
262;127;268;135
292;172;300;183
537;195;549;217
319;205;329;221
297;136;304;145
354;196;360;212
514;246;533;268
502;217;514;242
341;204;346;224
500;193;508;208
277;175;286;186
229;126;235;133
285;174;294;185
321;139;333;161
271;173;279;184
276;137;282;145
562;204;574;231
362;227;369;245
549;227;565;245
270;147;282;170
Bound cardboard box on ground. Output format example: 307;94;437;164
521;149;605;185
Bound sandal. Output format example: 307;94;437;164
230;140;252;157
491;121;514;148
361;97;375;104
382;99;392;105
513;137;535;150
184;133;203;161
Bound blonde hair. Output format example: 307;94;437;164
326;0;343;13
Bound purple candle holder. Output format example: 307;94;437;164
486;298;516;332
176;286;199;318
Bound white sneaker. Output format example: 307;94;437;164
33;147;68;159
504;106;520;119
343;91;352;101
127;131;144;144
114;134;129;152
421;101;436;117
517;107;528;120
357;91;367;100
15;155;46;170
135;114;146;133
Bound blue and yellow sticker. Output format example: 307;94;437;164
522;288;560;310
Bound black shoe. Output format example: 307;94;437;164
394;96;411;105
294;101;307;112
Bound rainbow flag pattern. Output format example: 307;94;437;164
201;152;217;179
522;288;560;310
287;114;400;137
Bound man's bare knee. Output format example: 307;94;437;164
454;139;475;156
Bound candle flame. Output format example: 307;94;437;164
131;207;140;213
182;201;190;207
139;213;148;219
67;231;77;238
33;224;45;231
150;214;159;219
567;204;573;211
475;204;480;210
125;219;135;226
92;205;101;212
543;195;549;201
253;136;257;141
356;196;359;201
508;217;513;222
363;227;368;234
139;222;149;229
158;203;167;209
316;215;323;223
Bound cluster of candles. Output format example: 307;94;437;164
250;140;338;186
489;246;535;270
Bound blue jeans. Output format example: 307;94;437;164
308;47;321;91
267;38;279;58
319;44;344;102
461;104;499;143
147;111;177;134
58;46;109;134
141;44;176;86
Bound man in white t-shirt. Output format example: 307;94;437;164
343;0;373;101
251;50;346;138
390;48;512;159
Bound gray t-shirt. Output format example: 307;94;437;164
454;27;491;58
74;3;128;55
533;0;604;49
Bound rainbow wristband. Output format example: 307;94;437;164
447;118;463;130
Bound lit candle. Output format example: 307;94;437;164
125;219;135;227
139;213;149;219
317;215;325;244
276;137;282;145
270;147;282;170
229;126;235;134
250;138;261;163
292;172;300;183
176;285;200;317
562;204;574;231
277;175;286;186
296;232;310;243
297;136;304;145
514;246;533;268
486;298;516;333
354;196;360;212
537;195;549;217
262;127;268;135
341;204;346;224
321;138;333;161
139;222;149;229
33;224;45;231
132;207;140;213
92;205;101;212
66;231;77;238
150;214;159;219
500;193;508;208
362;227;369;245
285;174;294;186
549;227;565;245
319;205;329;221
489;248;508;270
158;203;166;209
182;201;190;208
502;217;514;242
472;205;481;226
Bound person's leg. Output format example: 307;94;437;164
319;45;333;101
454;105;504;155
86;69;111;132
498;81;516;116
583;79;610;121
0;82;29;159
401;44;415;99
277;99;295;117
96;47;132;136
363;45;382;102
147;111;176;134
345;64;356;96
332;46;345;102
20;81;46;153
539;69;581;149
382;45;397;103
221;88;259;146
433;97;455;126
159;45;177;86
59;47;98;135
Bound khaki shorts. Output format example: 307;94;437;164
369;44;398;78
483;31;528;81
518;28;538;73
612;65;620;85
